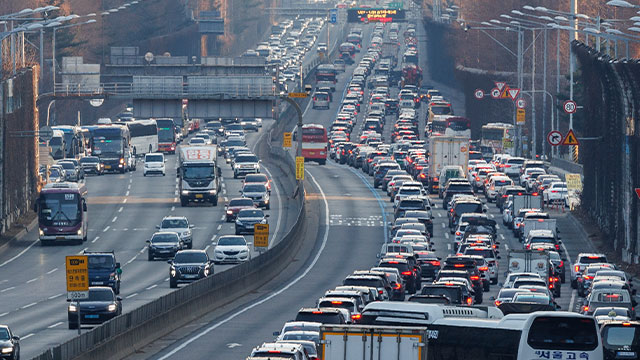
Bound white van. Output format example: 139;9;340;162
312;92;331;110
143;153;166;176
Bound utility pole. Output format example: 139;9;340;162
531;29;536;159
542;28;548;159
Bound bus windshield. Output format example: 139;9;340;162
39;193;81;226
92;137;123;157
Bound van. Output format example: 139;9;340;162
312;92;330;110
438;165;464;196
143;152;165;176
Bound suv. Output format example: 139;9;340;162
251;342;310;360
419;283;474;306
448;200;485;231
85;251;122;294
168;250;213;288
233;153;260;178
295;307;349;324
378;257;419;294
463;246;500;286
394;197;428;219
442;180;474;209
442;256;484;303
143;153;165;176
157;216;194;249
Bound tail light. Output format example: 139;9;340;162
494;300;502;306
378;289;383;294
312;311;323;314
559;260;564;267
504;165;511;168
582;305;589;312
532;192;539;196
394;282;402;289
584;275;593;280
551;190;558;193
401;271;412;276
475;177;480;181
470;275;480;281
331;301;343;305
455;232;461;236
575;265;580;272
454;264;464;268
555;244;560;250
429;260;441;266
526;244;531;249
467;297;473;305
479;266;488;271
502;195;508;198
419;174;426;179
351;314;362;320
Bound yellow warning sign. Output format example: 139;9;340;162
296;156;305;180
516;108;526;124
500;85;510;99
254;223;269;248
283;132;292;148
565;173;582;191
562;129;579;145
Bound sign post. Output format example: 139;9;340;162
295;156;305;180
66;255;89;334
283;132;292;148
253;224;269;252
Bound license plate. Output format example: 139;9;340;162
617;352;636;357
104;165;111;169
85;314;99;319
56;236;65;240
195;194;204;199
184;274;198;279
92;281;103;285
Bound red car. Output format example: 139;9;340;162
243;174;272;194
225;198;256;222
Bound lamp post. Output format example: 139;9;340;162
51;18;96;94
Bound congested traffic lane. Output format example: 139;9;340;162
0;123;291;359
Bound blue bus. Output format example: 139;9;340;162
90;125;133;173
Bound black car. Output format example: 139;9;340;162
601;321;640;360
0;325;19;360
147;231;184;260
67;286;122;329
168;250;213;288
442;181;474;209
385;99;399;115
235;208;269;235
415;252;441;279
378;257;420;294
394;198;427;220
441;256;484;303
85;251;122;295
419;283;473;306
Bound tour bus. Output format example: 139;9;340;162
296;124;328;165
90;125;132;173
51;125;85;159
34;182;88;245
359;303;603;360
50;129;66;160
316;64;338;84
155;118;177;154
127;119;158;156
481;122;515;158
428;116;471;138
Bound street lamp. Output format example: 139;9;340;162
51;18;97;93
607;0;639;9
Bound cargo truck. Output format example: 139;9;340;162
177;146;221;206
520;218;557;242
427;136;469;194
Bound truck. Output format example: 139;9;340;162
427;136;470;194
381;41;399;67
177;146;221;207
320;325;428;360
507;249;550;280
504;194;543;228
520;218;557;242
401;64;423;87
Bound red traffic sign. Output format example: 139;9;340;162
490;88;501;99
564;100;577;114
494;81;506;92
547;130;563;146
635;188;640;199
508;88;520;101
516;98;526;109
562;129;579;146
474;89;484;99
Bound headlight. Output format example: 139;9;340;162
108;304;117;312
240;249;248;253
1;347;13;354
204;267;210;276
181;190;189;195
209;189;217;195
226;210;233;214
170;268;176;277
109;272;116;280
253;164;259;168
39;229;44;236
77;229;83;235
234;164;241;169
183;230;191;237
68;304;78;312
236;220;243;226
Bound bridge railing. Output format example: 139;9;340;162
52;82;277;98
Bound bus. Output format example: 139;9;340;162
359;303;603;360
51;125;85;159
127;120;158;156
481;122;515;158
34;182;88;245
91;125;132;173
50;129;66;160
428;116;471;138
300;124;327;165
316;64;337;84
155;118;177;154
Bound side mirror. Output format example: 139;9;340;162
82;202;88;212
633;289;637;296
497;256;502;260
146;240;151;243
265;214;270;218
115;262;121;268
426;206;431;211
167;260;173;264
116;296;123;301
555;304;562;310
189;224;195;229
155;225;160;229
67;298;72;302
376;253;381;258
11;336;19;341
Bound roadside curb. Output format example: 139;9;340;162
0;217;38;253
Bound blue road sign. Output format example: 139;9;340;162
330;9;337;23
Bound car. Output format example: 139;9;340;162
543;181;568;205
316;297;360;322
85;251;122;294
157;216;194;249
235;208;269;235
168;250;213;288
79;156;103;175
188;137;206;146
378;257;420;294
233;153;261;178
493;288;532;307
462;246;500;285
273;321;321;340
143;153;166;176
485;176;513;202
0;325;20;360
244;173;272;193
147;231;183;260
213;235;251;264
295;307;349;325
571;253;609;288
420;283;474;306
403;210;434;237
312;92;331;109
67;286;122;329
240;183;271;209
250;342;311;360
57;161;79;182
225;197;256;222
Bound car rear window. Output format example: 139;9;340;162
580;256;608;264
464;248;495;258
146;155;163;162
295;312;344;324
421;287;462;302
454;203;483;214
527;317;599;351
507;159;525;165
602;325;640;347
400;200;425;209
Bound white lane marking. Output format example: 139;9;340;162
496;224;500;230
103;226;110;233
0;239;39;268
123;198;128;203
204;245;211;252
126;293;138;299
26;278;38;284
444;233;449;239
130;178;133;183
47;268;58;274
223;197;228;202
48;293;63;300
164;278;169;282
146;284;157;290
0;312;8;317
500;234;505;240
221;183;226;189
441;223;446;228
263;166;282;249
21;333;34;340
125;190;130;196
112;216;118;223
91;236;99;243
118;207;123;213
171;206;175;211
156;167;331;360
222;189;227;195
128;184;131;190
220;215;225;221
47;321;64;329
447;243;452;250
21;302;37;309
174;191;178;196
139;247;146;254
569;289;577;311
217;225;222;231
77;247;88;255
126;257;136;265
505;244;510;251
437;213;442;218
489;214;495;218
211;235;217;242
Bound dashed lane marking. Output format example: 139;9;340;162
48;293;63;300
92;236;100;243
21;333;34;340
0;312;8;317
217;225;222;231
103;226;110;233
21;302;37;309
171;206;175;211
26;278;38;284
118;207;123;213
146;284;157;290
47;322;63;329
112;216;118;223
47;268;58;274
126;293;138;299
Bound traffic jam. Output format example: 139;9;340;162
243;16;635;360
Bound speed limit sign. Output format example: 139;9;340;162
563;100;577;114
474;89;484;99
516;98;526;109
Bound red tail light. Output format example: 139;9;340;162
351;314;362;320
494;300;502;306
479;266;488;271
475;177;480;181
470;275;480;281
312;311;322;314
401;271;412;276
502;195;508;198
559;260;564;267
526;244;530;249
555;244;560;250
532;192;539;196
455;232;461;236
467;297;473;305
331;301;343;305
419;174;426;179
584;275;593;280
454;264;464;268
429;260;441;266
551;190;558;193
378;290;383;294
394;283;402;289
583;305;589;312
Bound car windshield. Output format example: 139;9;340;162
59;162;74;169
190;138;205;144
152;233;179;243
80;157;99;164
218;236;246;246
85;289;114;302
238;209;264;218
594;308;629;317
282;333;320;343
603;326;640;347
236;155;258;163
399;188;421;196
183;165;214;180
400;200;424;209
88;255;114;269
146;155;163;162
243;184;266;192
530;237;554;244
229;199;254;207
161;219;187;228
226;140;245;147
173;252;207;263
513;294;550;304
464;248;495;258
39;192;80;224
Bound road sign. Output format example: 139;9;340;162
516;98;526;109
283;132;292;148
494;81;506;92
330;9;338;23
503;138;514;149
460;146;467;153
490;88;501;99
508;88;520;101
547;130;563;146
517;108;526;124
474;89;484;99
288;92;308;98
296;156;304;180
89;98;104;107
565;173;582;191
563;100;577;114
66;255;89;300
39;126;54;141
562;129;579;145
500;86;510;99
254;223;269;248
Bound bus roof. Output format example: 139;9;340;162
41;182;87;194
302;124;325;130
482;122;514;129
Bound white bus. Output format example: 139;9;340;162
359;303;603;360
127;120;158;156
481;122;515;159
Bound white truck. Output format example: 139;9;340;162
507;249;550;279
177;146;221;207
520;218;557;242
320;325;429;360
504;194;543;228
427;136;469;194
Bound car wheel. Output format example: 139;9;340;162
266;203;270;210
211;196;218;206
233;173;238;179
169;279;177;288
180;197;188;207
148;252;153;261
571;279;577;289
143;172;146;177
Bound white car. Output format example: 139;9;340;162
543;181;568;205
143;153;165;176
501;157;526;177
519;167;546;187
485;176;513;202
503;272;543;288
213;235;251;264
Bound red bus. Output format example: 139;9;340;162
301;124;327;165
155;118;177;154
34;182;88;245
